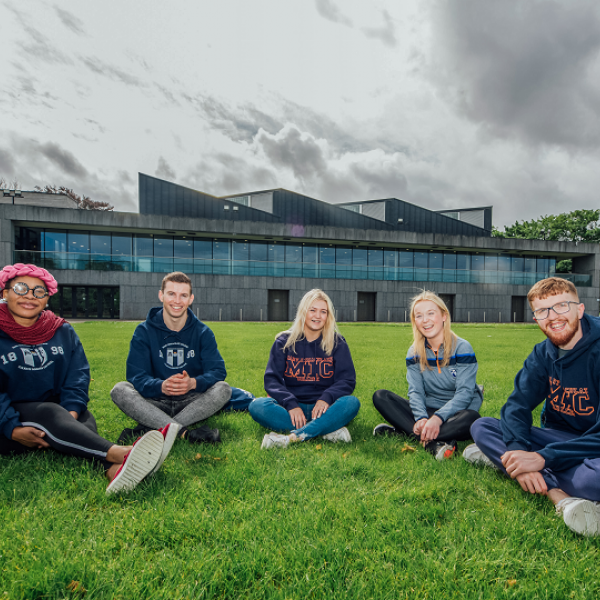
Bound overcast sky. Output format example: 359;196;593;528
1;0;599;228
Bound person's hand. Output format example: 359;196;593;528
11;426;50;449
515;471;548;495
311;400;329;420
501;450;545;478
419;415;443;445
161;371;197;396
289;407;306;429
413;418;427;437
69;411;79;420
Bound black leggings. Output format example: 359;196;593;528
373;389;480;442
0;401;114;470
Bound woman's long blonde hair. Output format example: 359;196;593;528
410;290;457;371
278;289;339;356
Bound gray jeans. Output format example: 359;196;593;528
111;381;232;429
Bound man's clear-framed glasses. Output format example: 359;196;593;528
11;282;49;299
532;301;579;321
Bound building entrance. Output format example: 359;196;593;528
357;292;376;321
268;290;289;321
511;296;526;322
438;294;455;321
49;286;120;319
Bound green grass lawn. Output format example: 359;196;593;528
1;322;599;599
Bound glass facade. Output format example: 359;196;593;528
13;226;589;287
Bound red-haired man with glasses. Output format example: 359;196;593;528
466;277;600;536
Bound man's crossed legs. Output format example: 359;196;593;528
111;381;231;444
468;417;600;536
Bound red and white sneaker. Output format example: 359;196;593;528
148;422;181;476
106;430;164;495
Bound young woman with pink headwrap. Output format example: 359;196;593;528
0;263;177;494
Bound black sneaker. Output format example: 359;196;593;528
425;440;457;461
117;424;152;445
186;425;221;444
373;423;399;437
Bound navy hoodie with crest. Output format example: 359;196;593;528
0;323;90;439
264;333;356;410
500;313;600;471
126;307;226;398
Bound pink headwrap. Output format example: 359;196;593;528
0;263;58;296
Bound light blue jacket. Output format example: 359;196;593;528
406;337;482;423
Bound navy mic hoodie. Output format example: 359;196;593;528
126;307;226;398
500;313;600;471
264;333;356;411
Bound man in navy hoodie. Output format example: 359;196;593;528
111;272;231;444
465;277;600;536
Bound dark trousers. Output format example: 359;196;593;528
373;389;480;442
0;401;113;470
472;417;600;501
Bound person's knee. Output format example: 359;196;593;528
212;381;232;400
110;381;134;403
373;389;392;410
463;409;482;424
248;397;271;419
32;402;65;422
471;416;498;443
338;395;361;420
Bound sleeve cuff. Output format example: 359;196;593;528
506;441;529;452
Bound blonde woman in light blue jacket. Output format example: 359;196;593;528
373;291;483;460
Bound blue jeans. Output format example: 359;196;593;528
249;396;360;440
472;417;600;501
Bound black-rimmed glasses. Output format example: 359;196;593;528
11;282;49;299
532;301;579;321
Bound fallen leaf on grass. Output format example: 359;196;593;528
213;457;221;460
194;453;202;460
401;443;416;453
506;580;517;587
316;444;322;450
342;452;349;458
66;580;87;595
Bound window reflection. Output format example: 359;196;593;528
10;228;577;285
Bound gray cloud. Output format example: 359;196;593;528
314;0;353;27
22;27;74;66
36;141;89;178
431;0;600;148
0;148;16;178
351;160;408;199
257;127;328;183
155;156;177;181
54;6;86;35
362;10;397;47
80;56;144;87
0;134;138;211
184;154;277;195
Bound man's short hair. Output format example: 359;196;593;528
527;277;578;307
161;272;192;293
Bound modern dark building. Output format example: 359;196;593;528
1;173;598;322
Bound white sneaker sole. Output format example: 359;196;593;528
562;499;600;536
106;430;164;495
322;427;352;443
462;443;496;468
261;432;290;449
149;423;181;476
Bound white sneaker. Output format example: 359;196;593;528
106;430;164;495
462;443;497;469
322;427;352;443
556;497;600;536
261;432;291;449
149;422;181;476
